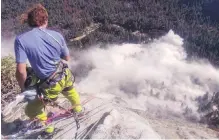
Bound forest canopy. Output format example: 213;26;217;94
1;0;219;66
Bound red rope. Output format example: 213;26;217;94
29;95;97;126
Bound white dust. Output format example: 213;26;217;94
69;30;219;121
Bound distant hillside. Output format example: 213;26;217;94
1;0;219;66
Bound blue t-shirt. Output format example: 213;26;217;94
14;28;69;79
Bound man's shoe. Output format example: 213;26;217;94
31;120;55;134
71;107;86;118
44;126;55;134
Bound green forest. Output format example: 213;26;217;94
2;0;219;66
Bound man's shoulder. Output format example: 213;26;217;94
46;29;64;38
15;29;35;41
16;28;65;43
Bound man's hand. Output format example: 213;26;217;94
16;63;27;91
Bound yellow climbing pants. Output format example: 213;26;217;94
25;68;82;121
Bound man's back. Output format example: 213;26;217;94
15;28;69;79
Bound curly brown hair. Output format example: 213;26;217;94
20;3;48;27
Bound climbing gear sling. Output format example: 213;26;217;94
36;28;75;100
34;28;81;132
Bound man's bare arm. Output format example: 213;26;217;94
16;63;27;91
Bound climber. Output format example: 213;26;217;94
14;3;82;133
